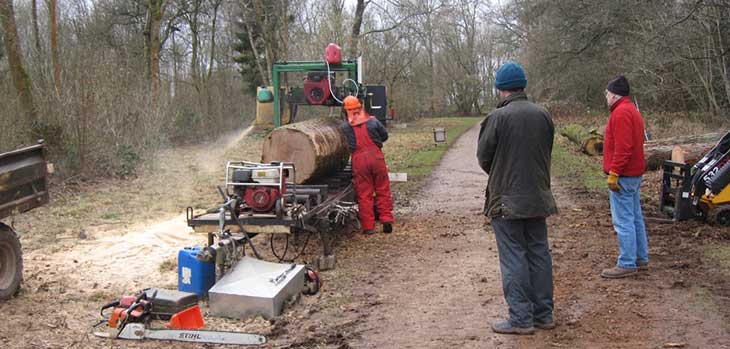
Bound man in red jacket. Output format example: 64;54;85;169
601;75;648;278
341;96;394;235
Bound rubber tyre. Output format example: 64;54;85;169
0;224;22;300
716;210;730;227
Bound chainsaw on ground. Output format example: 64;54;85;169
93;288;266;345
660;131;730;225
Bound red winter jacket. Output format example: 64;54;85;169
603;97;645;176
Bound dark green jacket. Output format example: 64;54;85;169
476;92;558;219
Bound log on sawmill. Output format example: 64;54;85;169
560;124;604;155
261;117;350;184
644;142;715;171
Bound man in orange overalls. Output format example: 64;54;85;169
341;96;394;235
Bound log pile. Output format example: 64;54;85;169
560;124;604;155
261;117;350;184
643;132;723;170
561;124;723;171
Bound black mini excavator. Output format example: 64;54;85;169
660;131;730;225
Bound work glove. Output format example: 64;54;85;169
607;171;620;192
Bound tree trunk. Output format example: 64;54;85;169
0;0;38;138
31;0;41;53
644;132;724;148
49;0;61;96
645;142;715;171
279;0;289;62
251;0;273;84
348;0;366;58
147;0;167;101
261;118;350;184
560;124;604;155
643;132;725;171
206;0;221;82
189;0;200;90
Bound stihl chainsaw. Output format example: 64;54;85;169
93;289;266;345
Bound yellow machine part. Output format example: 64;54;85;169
700;184;730;211
701;184;730;205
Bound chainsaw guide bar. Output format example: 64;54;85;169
94;323;266;345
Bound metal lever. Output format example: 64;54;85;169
269;264;296;285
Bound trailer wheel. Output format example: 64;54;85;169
0;224;22;300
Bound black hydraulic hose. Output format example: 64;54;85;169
228;204;263;259
215;185;263;259
270;233;290;262
271;230;312;262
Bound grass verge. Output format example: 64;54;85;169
551;136;605;191
383;117;480;198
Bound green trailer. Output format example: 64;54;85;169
0;141;49;300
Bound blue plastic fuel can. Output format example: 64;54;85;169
177;247;215;297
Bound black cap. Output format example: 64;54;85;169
607;75;630;96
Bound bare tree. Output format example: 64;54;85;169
146;0;168;99
0;0;38;137
31;0;41;53
50;0;62;96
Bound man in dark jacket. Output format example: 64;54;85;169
477;61;557;335
601;75;648;279
341;96;394;235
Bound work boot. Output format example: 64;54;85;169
535;320;556;330
383;222;393;234
637;260;649;271
362;229;375;235
491;320;534;335
601;266;637;278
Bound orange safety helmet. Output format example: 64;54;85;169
343;96;362;111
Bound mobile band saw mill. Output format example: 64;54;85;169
186;43;388;272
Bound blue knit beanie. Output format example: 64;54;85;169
495;61;527;91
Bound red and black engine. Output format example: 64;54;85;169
243;186;281;213
231;167;286;214
303;71;336;105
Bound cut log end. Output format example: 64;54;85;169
582;137;604;156
261;117;350;184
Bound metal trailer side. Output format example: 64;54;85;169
0;141;49;300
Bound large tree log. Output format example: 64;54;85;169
261;117;350;184
645;142;715;171
643;132;725;171
560;124;604;155
644;132;723;148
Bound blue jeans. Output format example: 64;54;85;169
492;217;554;327
609;176;649;269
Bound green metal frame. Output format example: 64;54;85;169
272;60;359;128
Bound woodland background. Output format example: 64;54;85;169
1;0;729;176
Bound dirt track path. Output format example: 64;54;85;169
2;120;728;349
348;122;516;348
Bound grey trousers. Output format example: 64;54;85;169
491;217;554;327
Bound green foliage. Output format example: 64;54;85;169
232;30;264;95
170;108;202;142
516;0;730;114
232;1;293;95
116;144;141;178
100;211;121;220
